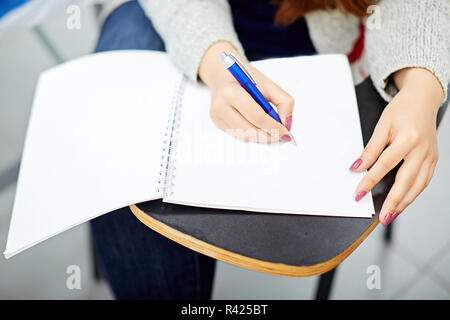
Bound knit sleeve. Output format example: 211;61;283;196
365;0;450;104
137;0;245;82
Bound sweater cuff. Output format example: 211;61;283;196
368;56;449;105
365;0;449;104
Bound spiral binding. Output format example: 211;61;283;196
156;75;187;196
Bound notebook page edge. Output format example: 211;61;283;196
4;50;179;257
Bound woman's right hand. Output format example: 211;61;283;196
198;41;294;143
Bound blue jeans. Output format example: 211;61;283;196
91;0;314;300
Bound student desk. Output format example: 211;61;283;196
129;78;448;288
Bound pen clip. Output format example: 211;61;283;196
229;53;257;85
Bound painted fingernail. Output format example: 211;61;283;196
355;190;367;202
286;115;292;131
349;158;362;171
382;213;393;227
390;211;401;223
281;134;291;142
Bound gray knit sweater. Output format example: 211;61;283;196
137;0;449;104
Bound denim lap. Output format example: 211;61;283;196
95;1;165;53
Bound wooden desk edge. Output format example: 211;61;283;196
130;204;379;277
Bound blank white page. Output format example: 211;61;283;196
164;54;374;218
5;50;181;258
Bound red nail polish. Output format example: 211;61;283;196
281;134;291;142
349;158;362;171
390;211;400;223
355;190;367;202
286;115;292;131
382;213;393;227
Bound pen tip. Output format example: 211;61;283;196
289;133;297;146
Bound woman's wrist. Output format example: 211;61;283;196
198;40;245;89
393;67;444;112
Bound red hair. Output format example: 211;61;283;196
273;0;374;26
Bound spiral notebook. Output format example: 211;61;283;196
4;50;374;258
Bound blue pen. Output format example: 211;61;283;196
220;52;296;145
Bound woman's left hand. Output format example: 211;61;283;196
349;67;445;226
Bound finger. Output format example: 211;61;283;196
210;108;229;132
259;80;295;130
221;105;275;143
427;161;436;186
350;116;390;172
381;162;430;226
425;155;438;186
354;136;411;201
378;152;426;226
228;89;291;142
393;160;432;218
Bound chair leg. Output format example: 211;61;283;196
0;160;20;192
314;267;337;300
33;26;64;63
91;238;102;281
384;223;393;244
